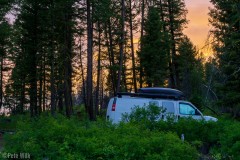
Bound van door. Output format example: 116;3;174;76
178;102;203;120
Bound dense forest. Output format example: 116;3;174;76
0;0;240;159
1;0;239;119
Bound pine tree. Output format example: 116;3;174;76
137;0;188;88
209;0;240;117
0;0;14;20
138;6;169;87
126;0;138;92
177;36;202;96
164;0;188;89
7;19;28;114
13;0;41;117
177;36;204;110
0;0;18;112
6;0;77;117
0;21;11;109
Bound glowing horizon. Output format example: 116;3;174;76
183;0;213;58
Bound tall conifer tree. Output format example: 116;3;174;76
138;6;169;87
209;0;240;117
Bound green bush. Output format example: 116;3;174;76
122;104;220;144
0;115;20;131
210;120;240;160
122;104;240;159
3;114;198;160
122;104;165;130
3;106;240;160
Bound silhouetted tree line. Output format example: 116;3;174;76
0;0;239;119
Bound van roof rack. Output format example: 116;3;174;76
117;87;185;100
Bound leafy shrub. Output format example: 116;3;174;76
210;120;240;160
122;104;219;144
0;115;21;131
3;106;240;160
3;114;198;160
122;104;240;159
122;104;165;129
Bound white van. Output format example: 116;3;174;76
106;88;217;123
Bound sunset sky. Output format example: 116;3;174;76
183;0;212;57
5;1;213;57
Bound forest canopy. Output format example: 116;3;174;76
0;0;239;119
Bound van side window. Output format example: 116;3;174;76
179;103;195;115
162;101;174;113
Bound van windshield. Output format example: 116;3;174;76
179;103;196;115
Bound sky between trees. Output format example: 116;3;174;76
184;0;212;58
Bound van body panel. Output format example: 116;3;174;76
107;97;150;123
106;96;217;123
106;98;114;121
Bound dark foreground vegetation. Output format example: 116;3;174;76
1;106;240;160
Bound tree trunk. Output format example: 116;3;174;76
95;21;101;116
50;0;56;116
63;9;73;117
104;25;115;96
167;0;178;88
159;0;173;88
38;61;43;114
20;82;25;114
139;0;145;88
29;56;37;117
43;52;46;112
86;0;95;120
29;3;38;117
0;56;3;109
50;56;56;115
129;0;137;92
58;88;64;114
107;20;117;95
121;45;127;91
116;0;125;93
79;36;87;110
